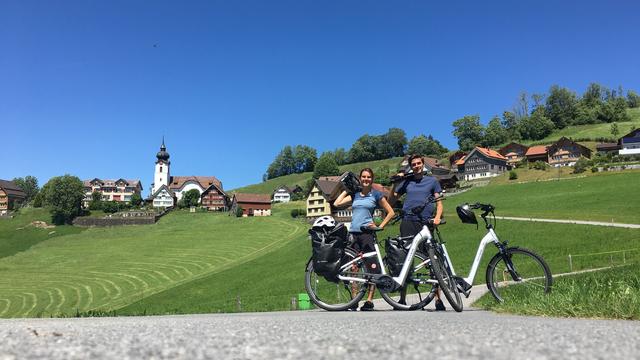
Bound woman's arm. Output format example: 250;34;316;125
377;196;395;229
333;190;352;208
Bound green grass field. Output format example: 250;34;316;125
0;206;305;318
474;263;640;320
448;171;640;223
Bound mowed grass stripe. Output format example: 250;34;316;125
0;210;305;317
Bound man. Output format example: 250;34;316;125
388;154;446;311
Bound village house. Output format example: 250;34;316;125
596;142;621;155
499;142;529;167
272;185;303;203
83;178;143;208
525;145;549;163
456;147;508;181
619;128;640;156
230;193;271;216
149;139;228;210
0;179;26;216
547;137;591;167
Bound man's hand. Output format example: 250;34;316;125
432;218;441;226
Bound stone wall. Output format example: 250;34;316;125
73;209;171;227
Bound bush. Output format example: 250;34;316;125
508;170;518;180
290;209;299;218
32;192;44;208
573;158;592;174
235;205;244;217
591;166;599;173
533;161;549;171
102;201;121;214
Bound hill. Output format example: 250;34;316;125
230;157;403;195
520;107;640;145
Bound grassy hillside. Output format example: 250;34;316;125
0;207;85;259
521;107;640;145
447;171;640;223
0;206;305;318
230;157;402;194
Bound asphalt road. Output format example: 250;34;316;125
1;309;638;359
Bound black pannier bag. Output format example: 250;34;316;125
385;237;407;277
309;223;349;282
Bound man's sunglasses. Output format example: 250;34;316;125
410;162;423;167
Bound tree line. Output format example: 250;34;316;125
264;128;449;181
452;83;640;151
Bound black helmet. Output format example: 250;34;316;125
456;203;478;224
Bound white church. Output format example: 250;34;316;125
149;139;228;210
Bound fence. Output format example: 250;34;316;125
567;248;640;272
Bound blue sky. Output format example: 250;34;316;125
2;0;639;193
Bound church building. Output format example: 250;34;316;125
149;139;228;210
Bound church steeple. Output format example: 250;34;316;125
156;136;170;163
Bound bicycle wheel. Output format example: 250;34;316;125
380;251;437;310
486;247;552;303
305;249;367;311
427;244;463;312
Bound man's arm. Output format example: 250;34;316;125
433;192;443;225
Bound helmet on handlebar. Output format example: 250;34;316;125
456;203;478;224
312;215;336;230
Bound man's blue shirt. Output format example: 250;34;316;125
397;176;442;221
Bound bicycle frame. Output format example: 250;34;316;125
337;225;436;287
440;227;502;285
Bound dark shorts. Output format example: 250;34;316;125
350;232;380;273
400;220;434;249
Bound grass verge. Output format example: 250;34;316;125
474;263;640;320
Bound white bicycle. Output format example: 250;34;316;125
447;202;553;303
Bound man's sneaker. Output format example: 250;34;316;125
435;299;446;311
347;303;358;311
360;301;374;311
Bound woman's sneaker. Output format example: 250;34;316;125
435;299;446;311
360;301;374;311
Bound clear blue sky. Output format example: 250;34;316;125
2;0;639;193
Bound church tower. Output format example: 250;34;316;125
152;137;171;195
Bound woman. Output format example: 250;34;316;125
333;168;395;311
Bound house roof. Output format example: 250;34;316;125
475;147;507;161
150;184;175;199
83;179;142;188
620;128;640;140
526;145;548;156
234;193;271;204
169;176;222;191
0;179;27;198
551;137;591;153
596;143;621;151
498;142;529;156
454;156;466;166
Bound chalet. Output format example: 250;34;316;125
151;184;175;208
456;147;508;181
306;175;342;219
272;185;303;203
448;151;466;171
499;142;529;167
83;178;143;207
547;137;591;167
0;179;26;216
231;193;271;216
525;145;549;163
619;128;640;156
200;183;228;211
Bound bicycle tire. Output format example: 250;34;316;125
380;251;437;310
486;247;552;303
427;244;463;312
305;248;367;311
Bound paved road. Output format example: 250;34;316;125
1;308;638;359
